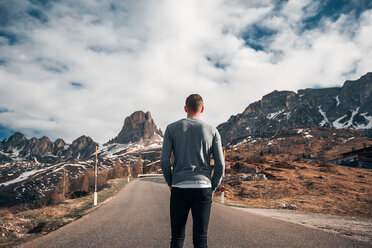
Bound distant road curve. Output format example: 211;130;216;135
20;178;370;248
138;174;163;177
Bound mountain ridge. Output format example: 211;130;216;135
217;72;372;145
0;73;371;157
108;110;163;144
0;132;97;163
0;110;164;164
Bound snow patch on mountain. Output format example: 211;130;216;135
0;162;64;187
284;111;291;119
335;95;340;106
99;133;163;157
356;113;372;129
99;143;134;157
318;106;331;127
267;109;285;119
332;107;366;129
333;115;348;128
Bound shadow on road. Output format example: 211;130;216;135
140;177;166;184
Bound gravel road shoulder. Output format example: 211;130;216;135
232;206;372;243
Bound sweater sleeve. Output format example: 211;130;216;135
160;126;173;186
211;130;225;191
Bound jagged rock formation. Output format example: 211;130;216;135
217;72;372;145
109;111;163;144
0;133;97;163
0;111;163;163
54;138;66;156
64;135;97;160
0;132;28;153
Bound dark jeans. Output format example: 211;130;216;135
170;187;212;248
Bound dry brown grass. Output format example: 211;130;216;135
217;128;372;218
215;156;372;218
0;177;131;248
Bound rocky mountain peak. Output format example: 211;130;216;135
54;138;65;148
22;136;54;157
71;136;94;150
126;111;152;126
65;135;97;159
0;132;27;153
341;72;372;107
6;132;26;143
53;138;66;157
7;132;26;142
360;72;372;80
109;111;163;144
218;72;372;145
261;90;296;112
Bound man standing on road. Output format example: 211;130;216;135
161;94;225;248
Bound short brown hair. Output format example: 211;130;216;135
185;94;203;113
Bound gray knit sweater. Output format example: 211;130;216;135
160;117;225;191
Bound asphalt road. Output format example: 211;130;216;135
20;178;370;248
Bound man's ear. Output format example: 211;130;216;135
184;106;188;113
200;106;204;113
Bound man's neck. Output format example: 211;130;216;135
187;113;200;118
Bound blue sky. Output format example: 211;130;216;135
0;0;371;143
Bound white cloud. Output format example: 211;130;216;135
0;0;371;143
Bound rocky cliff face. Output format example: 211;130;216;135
0;133;97;163
109;111;163;144
217;72;372;145
0;110;163;163
65;135;97;160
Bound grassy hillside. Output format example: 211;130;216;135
214;127;372;218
